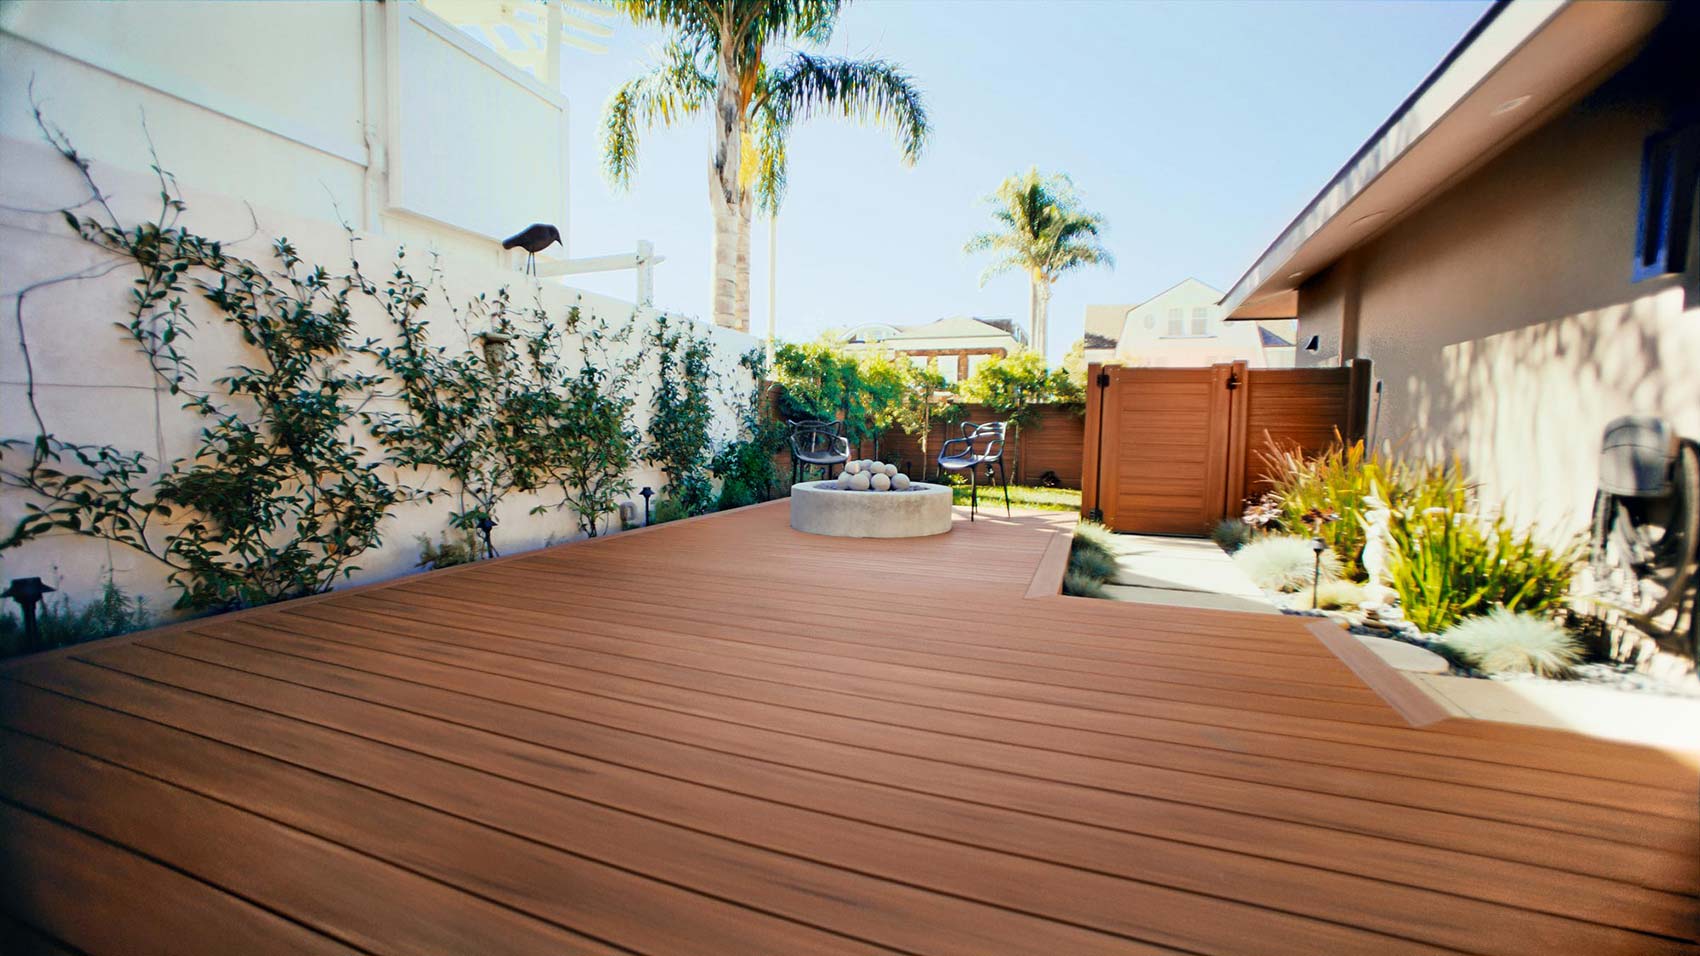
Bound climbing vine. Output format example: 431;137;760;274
1;109;672;611
645;315;717;516
709;348;786;507
1;125;399;610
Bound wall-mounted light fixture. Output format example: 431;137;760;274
476;330;515;370
1303;335;1321;352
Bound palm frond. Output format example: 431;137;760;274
965;167;1114;281
600;39;714;188
760;52;930;163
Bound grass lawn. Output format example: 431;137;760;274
948;484;1081;512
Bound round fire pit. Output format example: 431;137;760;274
789;480;953;538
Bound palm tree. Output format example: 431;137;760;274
602;1;928;332
965;168;1113;360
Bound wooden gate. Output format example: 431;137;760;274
1081;359;1370;534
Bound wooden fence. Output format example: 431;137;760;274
765;391;1086;489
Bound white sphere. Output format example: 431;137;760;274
844;460;862;475
883;463;898;477
835;470;853;488
892;473;911;490
871;473;892;491
849;471;871;491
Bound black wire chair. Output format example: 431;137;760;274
787;419;850;484
937;421;1010;521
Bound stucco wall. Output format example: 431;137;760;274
1295;39;1700;533
0;127;753;618
0;0;569;266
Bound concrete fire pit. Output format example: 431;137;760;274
789;479;953;538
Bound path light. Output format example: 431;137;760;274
3;577;56;654
640;486;654;525
1310;538;1327;609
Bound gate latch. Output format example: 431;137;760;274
1096;371;1110;388
1226;372;1240;390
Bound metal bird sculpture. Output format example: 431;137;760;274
502;223;562;276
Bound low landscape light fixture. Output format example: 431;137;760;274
1310;538;1327;609
1490;94;1531;116
1303;334;1321;352
3;576;56;654
640;486;654;524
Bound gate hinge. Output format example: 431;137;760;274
1096;371;1110;388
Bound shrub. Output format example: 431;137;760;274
651;496;690;525
1211;518;1253;553
1234;536;1340;592
1291;579;1366;611
1062;570;1108;599
1068;545;1119;582
1438;608;1582;677
1256;437;1466;578
1386;495;1580;633
1072;520;1119;561
1;572;149;657
416;531;480;570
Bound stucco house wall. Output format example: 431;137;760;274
1294;34;1700;532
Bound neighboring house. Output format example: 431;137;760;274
1221;0;1699;532
833;316;1026;385
1083;278;1297;368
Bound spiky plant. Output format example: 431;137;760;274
603;1;928;332
1072;520;1120;561
1062;570;1108;599
1438;608;1582;677
1211;518;1253;553
1234;536;1341;592
1068;545;1119;583
965;168;1113;357
1291;579;1366;611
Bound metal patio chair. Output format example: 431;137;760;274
938;421;1010;520
787;419;850;484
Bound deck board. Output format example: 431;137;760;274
2;501;1696;955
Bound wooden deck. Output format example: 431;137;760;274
3;502;1696;955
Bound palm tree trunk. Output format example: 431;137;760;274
708;44;744;331
733;193;754;332
1029;277;1051;360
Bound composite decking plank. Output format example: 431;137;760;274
145;621;1697;890
278;602;1692;827
4;664;1168;956
0;729;625;956
10;664;1527;956
4;503;1695;956
99;630;1700;943
0;802;359;956
353;588;1401;722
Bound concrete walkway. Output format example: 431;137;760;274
1099;535;1280;615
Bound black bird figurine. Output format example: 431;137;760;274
502;223;562;276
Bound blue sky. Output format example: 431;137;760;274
554;0;1490;362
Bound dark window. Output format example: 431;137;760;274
1632;120;1699;282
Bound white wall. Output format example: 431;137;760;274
1085;279;1287;367
0;39;753;618
1;0;569;266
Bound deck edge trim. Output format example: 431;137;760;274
1306;622;1452;727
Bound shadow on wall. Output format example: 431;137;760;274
1399;285;1700;534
